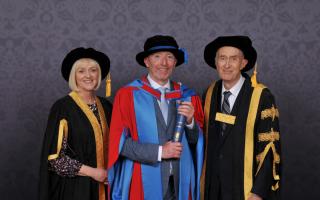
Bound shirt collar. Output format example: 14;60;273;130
222;75;245;97
147;74;170;90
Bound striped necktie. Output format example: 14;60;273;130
221;91;232;135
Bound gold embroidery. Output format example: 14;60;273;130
244;85;265;200
255;141;280;192
256;150;280;164
215;112;236;125
272;181;279;191
258;128;280;142
48;119;68;160
261;105;279;121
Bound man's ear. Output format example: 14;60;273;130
241;58;248;70
144;57;149;68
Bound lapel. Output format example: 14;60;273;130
153;84;177;135
214;81;223;142
166;100;176;131
153;98;167;130
220;78;251;143
166;83;176;130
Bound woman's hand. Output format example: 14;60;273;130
78;165;108;183
90;167;108;183
248;193;262;200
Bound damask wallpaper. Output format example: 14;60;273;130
0;0;319;199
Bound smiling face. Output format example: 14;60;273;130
144;51;177;85
215;46;248;89
73;58;100;93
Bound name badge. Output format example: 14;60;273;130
215;112;236;125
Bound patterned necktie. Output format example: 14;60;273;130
221;91;232;135
159;87;169;124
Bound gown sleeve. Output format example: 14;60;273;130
39;99;67;200
251;89;281;199
48;137;82;177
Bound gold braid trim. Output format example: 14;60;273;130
96;98;110;168
69;91;106;200
258;128;280;142
261;105;279;121
204;81;216;141
256;150;280;164
200;81;216;200
255;141;280;191
244;85;265;200
48;119;68;160
272;181;279;191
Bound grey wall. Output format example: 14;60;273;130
0;0;319;199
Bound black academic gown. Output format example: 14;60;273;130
204;76;281;200
39;94;112;200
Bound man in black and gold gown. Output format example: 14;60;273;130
202;36;281;200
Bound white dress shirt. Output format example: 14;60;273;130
147;74;194;161
221;75;245;112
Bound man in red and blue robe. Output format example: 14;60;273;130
108;35;204;200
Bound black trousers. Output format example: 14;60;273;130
164;176;176;200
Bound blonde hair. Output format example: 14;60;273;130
68;58;101;91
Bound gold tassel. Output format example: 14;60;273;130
251;62;258;87
106;72;111;97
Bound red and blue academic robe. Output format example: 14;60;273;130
108;78;204;200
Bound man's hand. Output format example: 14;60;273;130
248;193;263;200
161;141;183;159
177;101;194;124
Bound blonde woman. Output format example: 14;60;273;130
39;47;112;200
